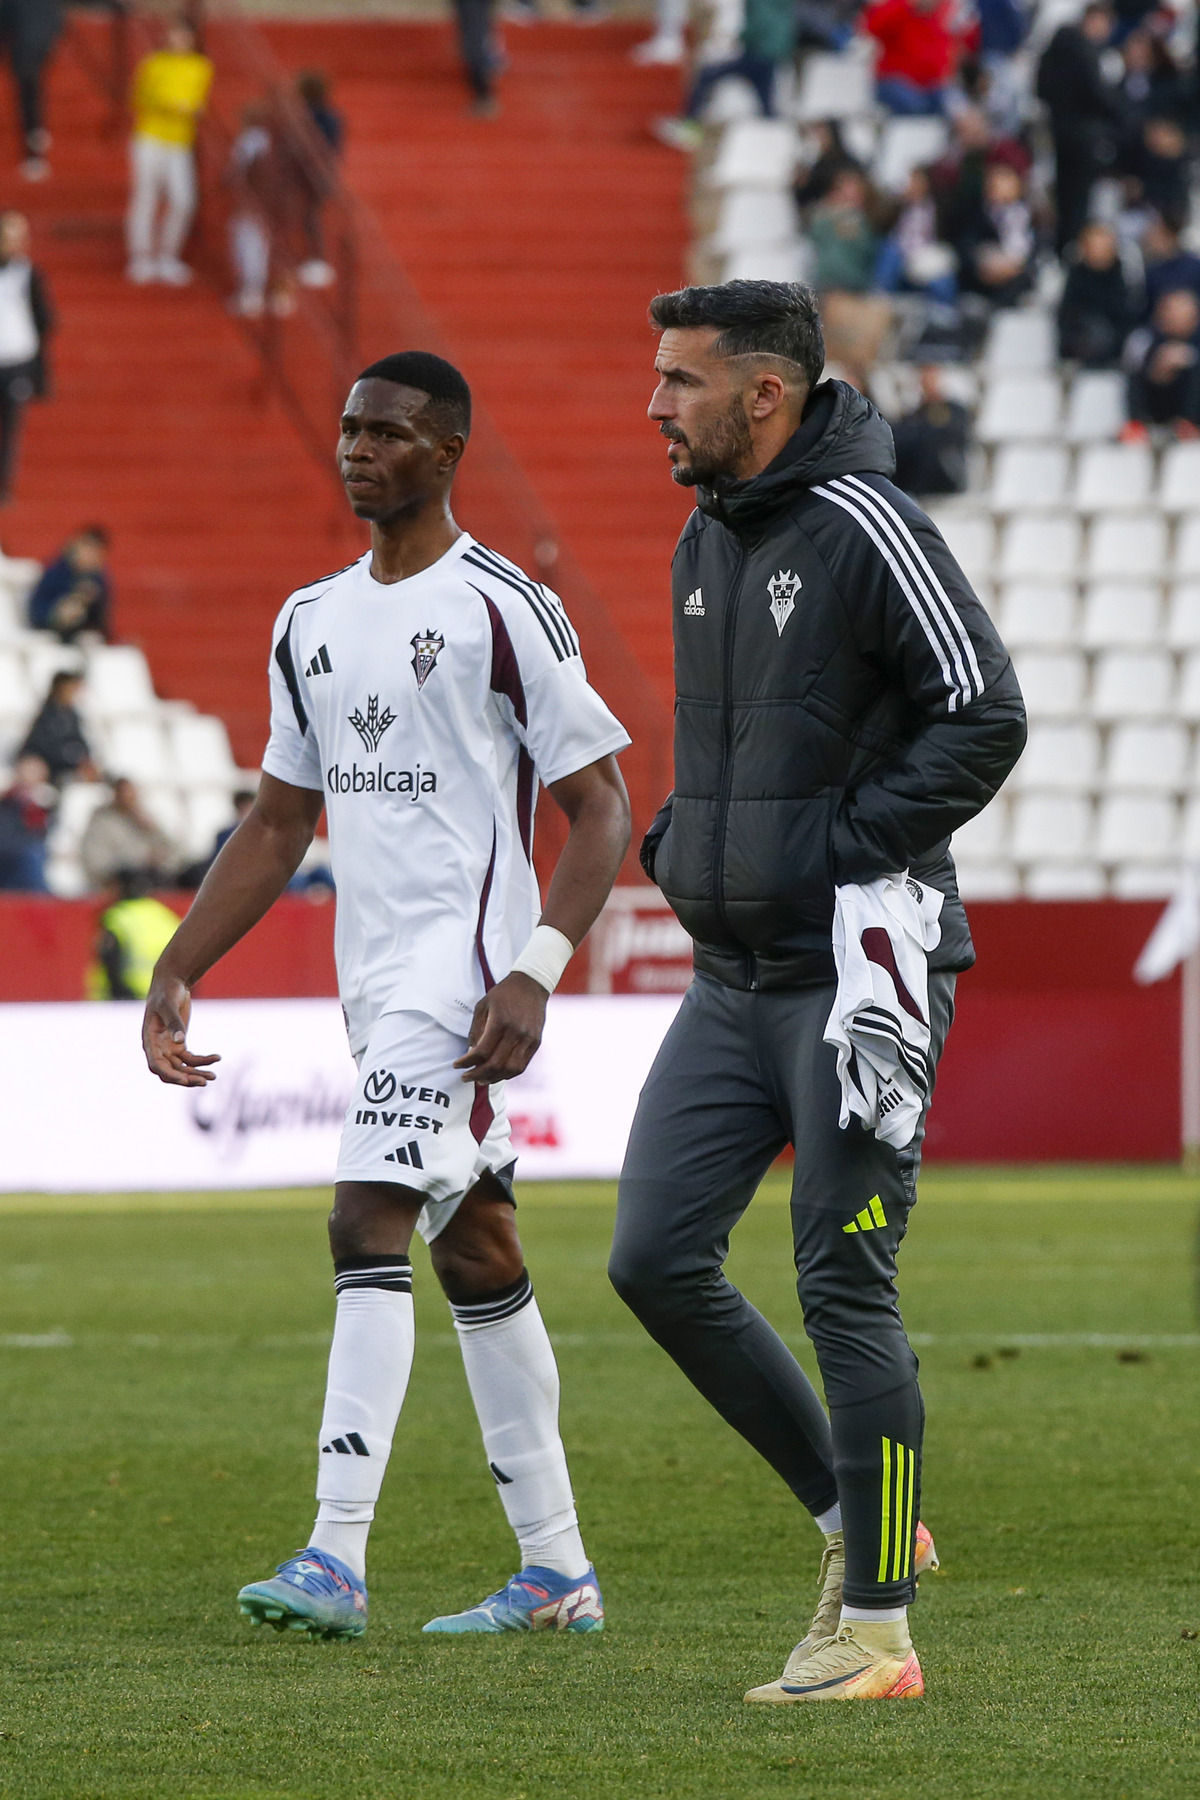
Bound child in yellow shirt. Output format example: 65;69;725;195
125;20;214;285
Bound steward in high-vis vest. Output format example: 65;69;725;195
87;873;179;1000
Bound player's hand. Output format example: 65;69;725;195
454;973;547;1085
142;972;221;1087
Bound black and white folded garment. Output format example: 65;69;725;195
822;873;944;1151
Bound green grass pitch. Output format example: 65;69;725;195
0;1168;1198;1800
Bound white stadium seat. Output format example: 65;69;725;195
165;713;237;785
1079;582;1162;648
707;119;799;188
1011;721;1100;791
1177;651;1200;722
1090;649;1174;720
990;444;1069;513
703;77;765;125
84;645;157;718
998;513;1081;581
1112;863;1178;897
712;187;798;253
1105;722;1189;791
103;717;172;783
794;51;875;121
1025;860;1107;898
1096;793;1178;861
976;375;1062;444
1158;442;1200;513
1072;443;1153;512
1064;370;1125;444
0;645;32;717
1010;648;1087;716
23;638;83;702
1182;794;1200;857
955;860;1021;898
951;797;1008;860
1085;512;1167;580
0;587;23;638
1166;583;1200;648
997;582;1077;647
49;778;111;852
725;243;811;282
873;117;949;192
1171;514;1200;577
183;787;237;861
983;310;1055;376
926;509;993;585
1012;793;1092;860
139;783;188;847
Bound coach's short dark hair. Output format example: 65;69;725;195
648;281;824;392
356;351;472;439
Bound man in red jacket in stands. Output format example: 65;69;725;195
864;0;965;115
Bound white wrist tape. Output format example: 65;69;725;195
510;924;575;994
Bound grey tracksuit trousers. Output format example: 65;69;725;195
610;970;954;1608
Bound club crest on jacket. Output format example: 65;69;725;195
767;569;802;636
411;628;445;689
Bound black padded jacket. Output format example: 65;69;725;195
641;380;1027;991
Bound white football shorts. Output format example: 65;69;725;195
335;1010;514;1243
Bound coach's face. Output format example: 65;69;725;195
649;328;795;488
338;379;463;522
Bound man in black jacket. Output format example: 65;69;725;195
609;281;1025;1702
1036;2;1124;252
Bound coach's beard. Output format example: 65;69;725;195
663;401;754;488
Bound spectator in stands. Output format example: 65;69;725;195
0;0;64;181
795;121;862;211
653;0;797;149
0;752;51;890
863;0;962;116
806;168;882;293
954;159;1035;308
1123;287;1200;441
1057;221;1138;366
18;670;95;786
0;209;51;505
81;777;178;891
1141;209;1200;318
1120;115;1191;223
453;0;501;118
294;70;342;288
891;363;969;497
630;0;687;65
226;102;286;320
126;17;215;286
27;526;112;642
88;868;181;1001
875;166;958;302
1036;2;1124;253
1117;28;1188;126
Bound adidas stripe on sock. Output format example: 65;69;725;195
451;1272;590;1580
310;1255;415;1579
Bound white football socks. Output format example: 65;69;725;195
814;1501;843;1535
842;1603;908;1625
451;1273;590;1581
308;1257;415;1582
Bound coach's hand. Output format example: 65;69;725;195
454;972;547;1085
142;971;221;1087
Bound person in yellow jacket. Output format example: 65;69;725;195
126;18;214;287
87;870;181;1001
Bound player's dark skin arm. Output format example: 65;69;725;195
453;752;631;1086
141;772;323;1086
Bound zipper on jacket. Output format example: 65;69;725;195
711;544;755;988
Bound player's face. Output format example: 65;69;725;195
648;328;754;487
337;380;460;522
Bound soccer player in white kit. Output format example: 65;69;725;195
141;352;632;1639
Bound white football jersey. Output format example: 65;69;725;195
262;534;630;1053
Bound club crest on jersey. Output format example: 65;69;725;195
348;695;396;753
767;570;802;636
411;628;445;690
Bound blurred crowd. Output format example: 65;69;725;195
644;0;1200;489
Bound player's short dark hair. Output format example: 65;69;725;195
648;281;825;393
356;351;472;439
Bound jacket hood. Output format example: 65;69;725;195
696;379;896;535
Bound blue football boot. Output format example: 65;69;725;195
422;1565;604;1634
237;1548;368;1640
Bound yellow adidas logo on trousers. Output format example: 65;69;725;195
843;1195;887;1234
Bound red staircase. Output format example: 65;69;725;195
2;15;688;772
